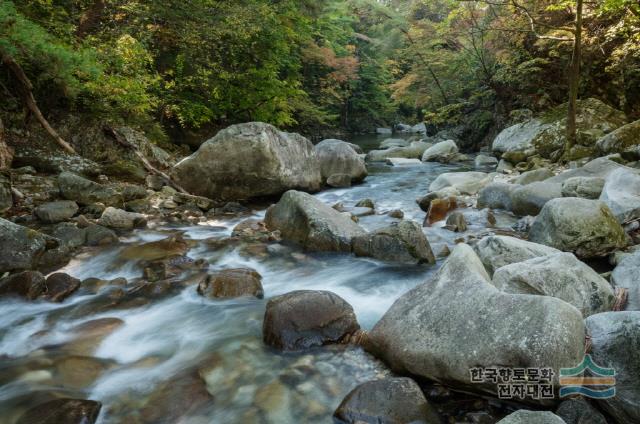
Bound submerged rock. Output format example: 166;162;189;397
16;399;102;424
352;220;435;264
172;122;322;200
58;172;122;206
44;273;81;302
315;139;367;183
366;244;584;398
497;410;565;424
473;235;560;276
197;268;264;299
119;234;189;261
492;252;615;317
265;190;366;252
334;377;440;424
586;311;640;424
263;290;360;351
529;198;628;258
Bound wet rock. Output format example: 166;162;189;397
172;122;322;200
98;206;146;230
596;119;640;155
366;244;584;399
380;138;408;149
16;398;102;424
473;235;561;276
611;249;640;310
263;290;360;351
232;219;278;242
599;167;640;223
445;211;467;232
475;154;498;168
556;397;607;424
44;273;81;302
387;209;404;219
54;355;112;389
425;197;457;225
315;139;367;183
119;234;189;262
121;184;147;201
327;174;352;188
561;176;605;199
510;182;562;216
429;172;491;195
497;410;565;424
421;140;459;162
265;190;366;253
513;168;554;185
477;182;517;211
493;252;615;317
58;171;122;206
0;218;70;273
35;200;79;223
355;199;375;209
84;224;118;246
0;271;46;300
353;220;436;264
0;172;12;212
529;198;628;258
197;268;264;299
64;317;125;355
586;311;640;424
334;377;440;424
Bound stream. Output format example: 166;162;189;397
0;135;518;423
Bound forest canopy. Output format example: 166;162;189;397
1;0;639;142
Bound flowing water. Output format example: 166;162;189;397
0;135;517;423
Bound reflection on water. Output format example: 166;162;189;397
0;135;514;423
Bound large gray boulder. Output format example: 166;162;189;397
561;176;605;199
265;190;366;252
529;198;628;258
546;157;634;184
510;182;562;216
596;119;640;155
474;235;560;276
35;201;79;223
599;167;640;224
263;290;360;351
58;172;122;206
477;182;518;211
429;172;491;195
352;220;435;264
611;250;640;311
333;378;440;424
492;119;549;162
172;122;322;200
497;410;565;424
421;140;459;162
315;139;367;183
492;252;615;317
0;218;70;273
366;244;585;398
586;312;640;424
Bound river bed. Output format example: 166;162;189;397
0;135;517;423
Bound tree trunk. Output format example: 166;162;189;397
0;49;76;154
564;0;583;158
